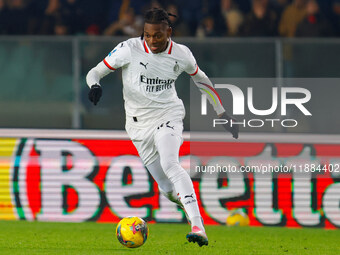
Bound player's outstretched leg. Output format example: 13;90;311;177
156;133;208;247
146;157;190;223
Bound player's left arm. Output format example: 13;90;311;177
184;48;239;139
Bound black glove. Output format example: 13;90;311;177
220;112;239;139
88;84;102;105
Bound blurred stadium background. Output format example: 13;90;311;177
1;0;340;131
0;0;339;244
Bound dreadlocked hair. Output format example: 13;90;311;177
141;8;177;39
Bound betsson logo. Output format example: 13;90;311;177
201;84;312;129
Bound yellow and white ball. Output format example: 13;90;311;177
116;216;149;248
226;209;250;226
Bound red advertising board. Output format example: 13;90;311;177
0;137;339;229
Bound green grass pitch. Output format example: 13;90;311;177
0;221;339;255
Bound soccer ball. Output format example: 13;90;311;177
226;209;250;226
116;216;149;248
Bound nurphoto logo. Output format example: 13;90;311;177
201;84;312;129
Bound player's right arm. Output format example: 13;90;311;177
86;42;131;105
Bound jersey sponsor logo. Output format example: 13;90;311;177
140;75;175;93
140;75;174;86
146;84;172;93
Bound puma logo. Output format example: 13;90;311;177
166;121;174;130
157;121;174;130
140;62;148;69
184;193;194;199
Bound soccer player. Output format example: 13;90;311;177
86;8;239;247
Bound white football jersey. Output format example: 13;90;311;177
102;37;199;125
